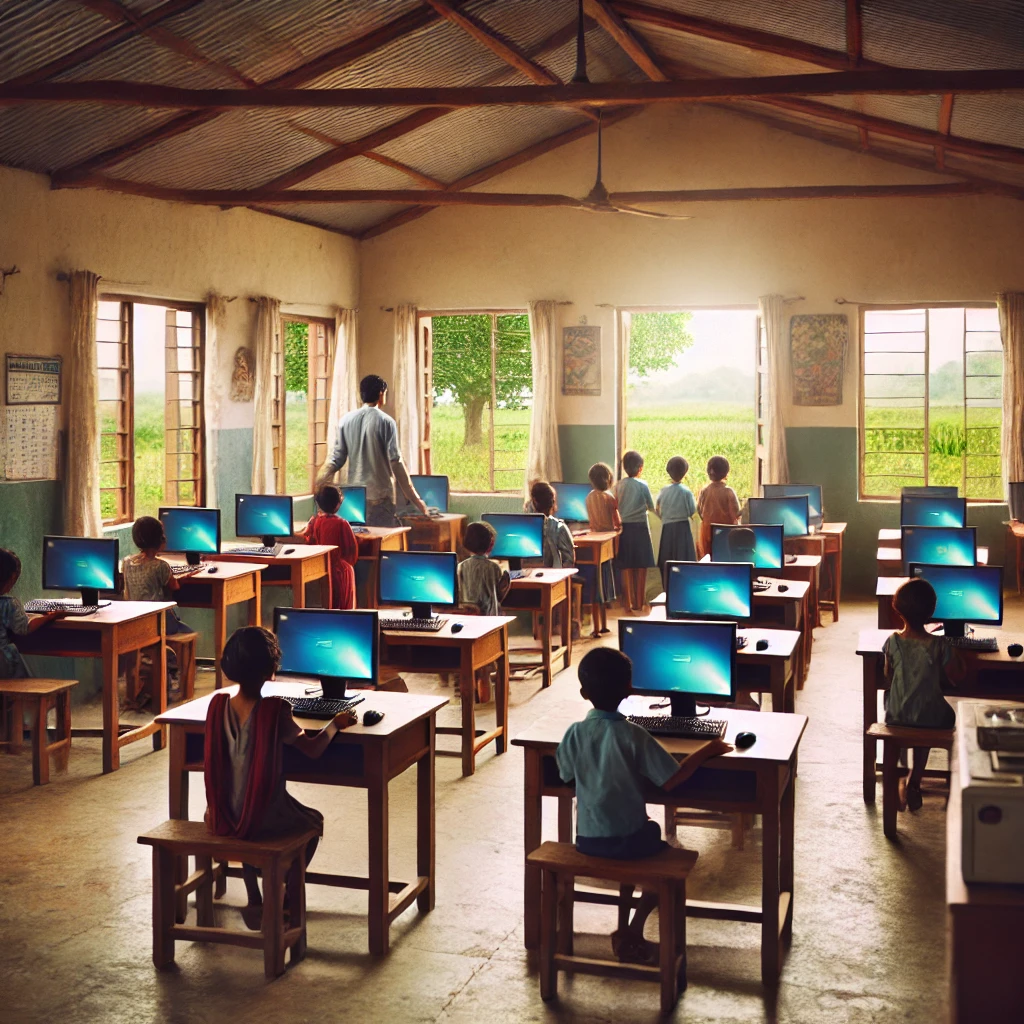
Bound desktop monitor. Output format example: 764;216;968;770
907;563;1003;638
665;561;752;622
747;495;810;539
901;526;977;575
551;482;592;524
900;494;967;528
481;513;545;571
901;485;959;498
763;483;823;526
42;536;118;607
407;475;450;513
378;550;457;620
273;607;378;699
710;524;784;570
159;506;220;565
618;617;737;718
236;493;294;546
339;486;367;525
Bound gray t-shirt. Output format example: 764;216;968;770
325;405;403;502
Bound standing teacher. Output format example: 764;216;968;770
317;374;427;526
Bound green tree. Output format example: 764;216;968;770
283;320;308;393
431;314;532;446
628;311;695;383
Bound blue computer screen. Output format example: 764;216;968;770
763;483;823;522
619;619;736;700
666;561;751;620
236;494;294;538
748;496;810;538
710;524;784;570
43;536;118;592
159;507;220;554
379;551;457;606
901;486;959;498
409;475;449;512
900;495;966;528
552;483;592;523
908;564;1002;625
339;486;367;524
901;526;976;574
482;513;545;560
274;608;378;682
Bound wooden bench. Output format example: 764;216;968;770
867;722;954;839
138;819;317;979
0;678;77;785
526;841;698;1013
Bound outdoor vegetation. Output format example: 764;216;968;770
283;320;310;495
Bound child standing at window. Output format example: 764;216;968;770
303;484;358;610
696;455;741;559
656;456;697;589
0;549;66;678
585;462;621;636
614;451;656;613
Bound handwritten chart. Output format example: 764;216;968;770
3;404;58;480
5;354;62;404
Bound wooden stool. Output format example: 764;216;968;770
867;722;954;839
138;820;317;979
527;841;697;1014
0;678;77;785
166;631;199;702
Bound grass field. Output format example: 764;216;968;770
431;403;530;493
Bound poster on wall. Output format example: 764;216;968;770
5;354;62;405
789;314;848;406
3;404;59;480
562;325;602;396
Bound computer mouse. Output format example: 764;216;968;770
450;622;464;634
1009;643;1023;658
735;731;757;750
362;709;385;726
534;572;544;577
282;548;295;555
756;638;769;651
207;566;219;574
777;584;789;593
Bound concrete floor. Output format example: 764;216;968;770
4;595;1009;1024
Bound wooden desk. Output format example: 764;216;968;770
166;561;263;688
857;628;1024;803
572;530;618;630
877;545;989;577
878;528;901;549
779;554;822;629
502;568;577;687
156;685;447;956
212;544;334;610
1006;520;1024;594
380;614;514;776
818;522;846;622
401;513;466;553
18;601;173;773
512;704;807;983
875;575;903;629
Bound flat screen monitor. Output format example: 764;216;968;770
481;513;545;570
665;560;752;622
618;617;737;718
710;524;784;570
551;482;592;524
763;483;823;525
900;495;966;528
159;506;220;564
236;493;294;545
901;486;959;498
339;486;367;525
273;607;378;699
907;563;1003;638
406;475;449;513
42;535;118;606
748;495;810;538
378;550;457;620
901;526;977;575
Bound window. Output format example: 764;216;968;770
860;305;1002;499
426;312;533;492
274;316;333;495
96;299;204;525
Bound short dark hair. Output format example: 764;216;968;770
707;456;730;481
588;462;613;490
132;516;165;551
530;481;556;516
622;450;644;477
464;521;496;555
221;626;281;699
316;484;342;514
0;548;21;590
360;374;388;404
666;456;689;482
578;647;633;711
893;578;936;629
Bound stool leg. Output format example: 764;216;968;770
263;859;286;979
9;698;24;753
539;868;557;1002
556;874;574;955
195;855;214;927
153;847;176;969
675;881;688;991
617;884;634;934
663;804;676;840
54;690;71;773
31;697;48;786
286;853;307;965
658;882;678;1013
882;740;900;840
214;860;228;899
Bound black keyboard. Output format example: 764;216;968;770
784;554;798;565
170;564;203;577
232;545;279;556
735;636;749;650
946;635;998;651
351;526;369;534
24;599;102;616
628;715;727;739
379;616;446;633
508;569;528;580
283;695;364;720
753;578;772;593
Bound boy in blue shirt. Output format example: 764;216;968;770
557;647;727;963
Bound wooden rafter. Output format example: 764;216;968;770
584;0;668;81
937;92;955;169
846;0;863;68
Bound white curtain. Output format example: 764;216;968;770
998;292;1024;500
758;293;790;486
526;299;563;490
64;270;102;536
204;292;228;507
250;296;280;494
616;308;632;476
391;304;422;472
323;306;359;482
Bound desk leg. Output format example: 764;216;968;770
102;628;119;774
214;585;227;690
561;587;572;672
760;766;782;984
168;727;191;923
292;563;306;609
863;654;880;804
832;541;843;622
153;615;167;750
459;642;476;777
417;717;436;914
495;627;509;755
367;746;390;955
523;749;543;951
250;572;262;626
780;760;796;944
540;589;553;688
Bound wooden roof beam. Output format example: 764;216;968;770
846;0;863;67
584;0;669;81
937;92;955;169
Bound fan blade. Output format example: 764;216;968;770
609;202;694;220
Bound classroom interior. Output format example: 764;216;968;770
3;3;1024;1022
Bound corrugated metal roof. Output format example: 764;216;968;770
0;0;113;82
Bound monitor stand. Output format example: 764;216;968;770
410;602;433;621
507;557;523;573
185;550;202;566
669;694;698;718
942;621;967;638
319;676;350;701
79;587;109;608
260;535;283;555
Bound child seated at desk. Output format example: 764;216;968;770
303;484;358;610
0;548;65;678
204;626;357;929
556;648;727;964
884;578;964;812
529;481;576;570
123;516;194;636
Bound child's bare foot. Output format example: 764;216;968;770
241;902;263;931
611;930;657;965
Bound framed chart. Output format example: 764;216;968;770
5;354;62;405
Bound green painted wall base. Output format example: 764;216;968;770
558;424;616;483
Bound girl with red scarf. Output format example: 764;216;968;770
303;484;358;610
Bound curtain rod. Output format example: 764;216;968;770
596;297;804;309
379;301;573;312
